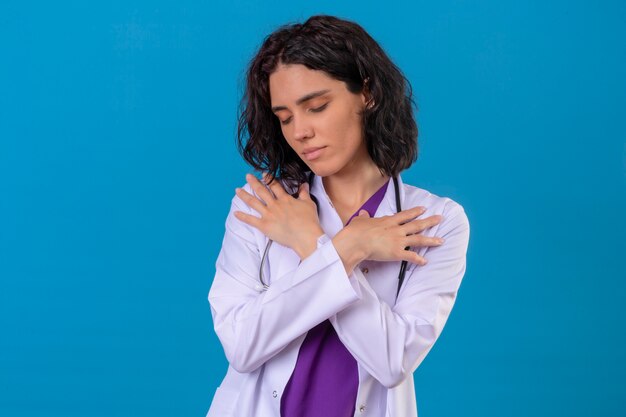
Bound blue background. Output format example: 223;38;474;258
1;1;625;416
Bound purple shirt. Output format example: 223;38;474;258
280;179;390;417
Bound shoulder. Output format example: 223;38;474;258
232;178;295;212
225;179;293;242
223;181;265;243
401;182;470;233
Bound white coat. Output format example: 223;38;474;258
206;173;470;417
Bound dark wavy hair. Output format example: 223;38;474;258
237;14;418;190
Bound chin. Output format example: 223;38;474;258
306;163;338;178
303;155;349;178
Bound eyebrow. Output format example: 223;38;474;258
271;89;331;112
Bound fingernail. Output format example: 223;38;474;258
437;238;445;244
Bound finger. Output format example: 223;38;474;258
398;248;428;266
403;214;444;235
297;182;311;200
233;210;263;230
263;172;289;198
236;187;268;215
247;173;276;203
406;234;445;248
395;206;427;224
358;209;370;217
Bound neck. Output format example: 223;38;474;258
322;160;390;211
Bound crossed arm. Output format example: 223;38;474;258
209;175;469;386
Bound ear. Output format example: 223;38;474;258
362;77;374;109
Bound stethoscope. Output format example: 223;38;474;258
259;171;409;301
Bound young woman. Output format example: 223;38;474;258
206;14;470;417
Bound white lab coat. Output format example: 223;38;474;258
206;173;470;417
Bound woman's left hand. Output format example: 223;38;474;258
234;173;324;259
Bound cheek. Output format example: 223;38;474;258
332;110;363;146
322;109;354;139
278;124;294;146
283;135;297;151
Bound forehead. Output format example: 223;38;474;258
268;64;342;105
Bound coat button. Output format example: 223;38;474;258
272;390;277;398
361;267;369;274
359;404;366;412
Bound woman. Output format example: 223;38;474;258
206;14;470;417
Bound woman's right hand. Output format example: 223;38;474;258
331;206;444;274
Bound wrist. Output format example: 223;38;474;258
293;226;325;260
331;228;368;274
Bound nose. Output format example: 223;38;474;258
292;116;314;141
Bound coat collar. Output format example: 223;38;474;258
309;172;406;238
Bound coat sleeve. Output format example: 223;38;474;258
208;184;364;374
328;200;470;388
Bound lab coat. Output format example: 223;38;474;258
206;173;470;417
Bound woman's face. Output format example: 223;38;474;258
269;63;371;178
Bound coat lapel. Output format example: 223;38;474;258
267;173;406;286
310;172;405;235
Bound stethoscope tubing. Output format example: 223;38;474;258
258;172;408;301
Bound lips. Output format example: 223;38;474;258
302;146;326;161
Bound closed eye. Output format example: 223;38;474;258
310;103;329;113
280;103;329;125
